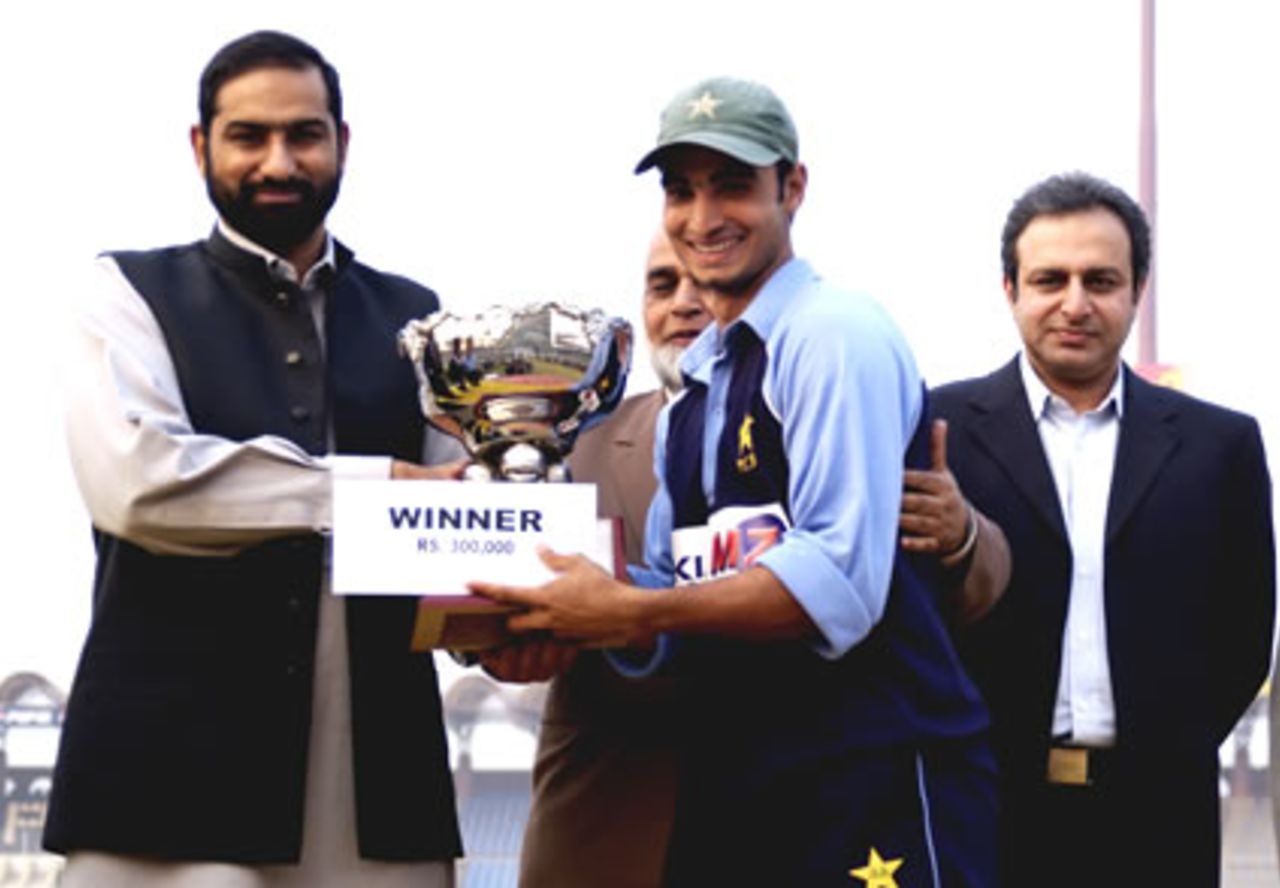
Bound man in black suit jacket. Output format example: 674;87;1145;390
933;172;1274;887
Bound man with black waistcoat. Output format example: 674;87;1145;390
473;77;998;887
46;30;465;887
932;171;1275;886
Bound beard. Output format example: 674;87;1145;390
206;169;341;259
678;232;788;300
687;267;759;299
650;342;687;394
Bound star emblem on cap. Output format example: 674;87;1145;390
686;90;721;120
849;847;903;888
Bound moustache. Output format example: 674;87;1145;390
241;178;315;200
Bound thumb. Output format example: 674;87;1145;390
536;545;579;573
930;418;949;472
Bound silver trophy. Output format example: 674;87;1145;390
399;303;632;482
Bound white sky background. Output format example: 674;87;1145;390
0;0;1277;690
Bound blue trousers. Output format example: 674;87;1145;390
663;734;998;887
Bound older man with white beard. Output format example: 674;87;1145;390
516;229;710;888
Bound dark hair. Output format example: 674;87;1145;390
774;160;795;200
1001;172;1151;290
198;30;342;135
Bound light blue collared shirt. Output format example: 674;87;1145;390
633;258;923;661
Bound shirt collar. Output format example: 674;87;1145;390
678;257;814;385
1019;351;1125;420
216;218;337;290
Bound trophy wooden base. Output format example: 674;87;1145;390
410;597;515;651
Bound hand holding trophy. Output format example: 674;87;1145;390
387;302;632;651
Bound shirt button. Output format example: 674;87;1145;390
290;405;311;421
285;350;303;366
275;291;291;306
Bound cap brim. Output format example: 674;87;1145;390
634;131;784;174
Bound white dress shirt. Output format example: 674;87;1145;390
1020;354;1123;748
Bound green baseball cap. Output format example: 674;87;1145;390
634;76;799;173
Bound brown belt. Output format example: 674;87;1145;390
1046;744;1114;786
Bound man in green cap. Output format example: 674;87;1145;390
474;77;998;886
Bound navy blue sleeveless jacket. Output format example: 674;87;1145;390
663;330;987;751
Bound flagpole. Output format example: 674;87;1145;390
1138;0;1158;365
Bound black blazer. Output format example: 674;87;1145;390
932;358;1274;878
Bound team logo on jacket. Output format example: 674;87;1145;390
736;414;758;473
849;846;903;887
670;503;788;585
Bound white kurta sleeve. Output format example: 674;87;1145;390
64;255;390;557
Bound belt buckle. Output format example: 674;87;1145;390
1046;746;1090;786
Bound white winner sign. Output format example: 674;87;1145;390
332;479;598;600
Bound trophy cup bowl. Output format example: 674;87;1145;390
398;302;632;482
390;303;632;652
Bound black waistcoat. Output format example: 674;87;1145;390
44;230;462;863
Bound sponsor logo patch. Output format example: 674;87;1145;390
670;503;789;585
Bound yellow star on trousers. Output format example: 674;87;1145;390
849;847;903;888
686;90;721;119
